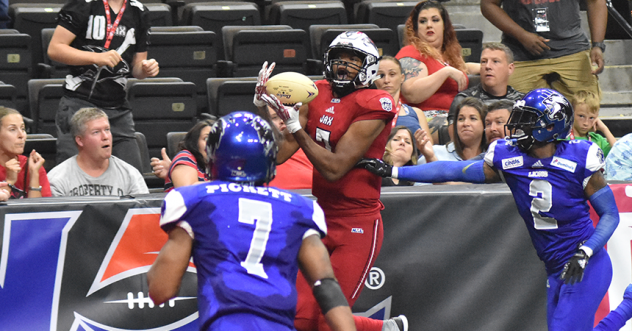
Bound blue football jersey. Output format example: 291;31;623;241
484;139;605;275
160;181;327;330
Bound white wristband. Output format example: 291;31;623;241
286;120;302;134
392;167;399;179
579;245;593;258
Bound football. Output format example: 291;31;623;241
265;72;319;105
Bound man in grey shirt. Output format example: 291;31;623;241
48;108;148;197
481;0;606;101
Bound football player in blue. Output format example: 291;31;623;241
358;88;625;331
147;111;356;331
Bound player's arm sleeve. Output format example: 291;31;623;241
394;160;487;183
304;200;327;240
582;185;619;256
160;190;192;237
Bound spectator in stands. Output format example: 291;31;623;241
48;0;160;172
396;0;480;145
266;106;313;190
382;126;418;187
150;120;213;192
0;107;51;198
375;56;432;144
48;108;148;196
606;133;632;181
447;43;524;142
418;97;487;165
570;90;616;157
484;100;514;144
481;0;606;101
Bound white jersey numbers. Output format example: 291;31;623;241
238;198;273;279
529;179;558;230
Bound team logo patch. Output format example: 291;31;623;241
379;98;393;112
502;156;523;170
551;157;577;173
331;98;341;103
528;170;548;178
351;228;364;234
596;148;605;164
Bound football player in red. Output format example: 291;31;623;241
257;31;407;331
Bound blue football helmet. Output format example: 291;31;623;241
206;111;277;184
505;88;574;151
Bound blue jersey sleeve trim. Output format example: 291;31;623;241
397;160;486;183
585;185;620;254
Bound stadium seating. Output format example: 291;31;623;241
206;77;258;117
318;28;399;57
166;131;187;159
127;81;198;158
0;31;32;114
145;3;173;27
24;133;56;172
308;23;379;59
222;25;317;77
27;78;64;137
354;0;416;34
8;3;63;71
0;82;18;110
146;29;221;113
39;28;70;79
455;28;484;63
267;1;347;35
179;1;261;60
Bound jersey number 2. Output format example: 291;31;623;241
529;179;558;230
238;198;272;279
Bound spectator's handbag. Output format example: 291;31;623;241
8;157;28;199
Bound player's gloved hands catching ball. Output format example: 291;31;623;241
356;158;393;178
262;94;302;133
253;61;275;108
560;248;590;285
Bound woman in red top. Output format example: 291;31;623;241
396;0;479;144
0;107;51;198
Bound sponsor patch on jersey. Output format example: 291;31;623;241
351;228;364;234
528;170;548;178
379;97;393;111
502;156;523;169
325;106;335;114
532;160;544;168
320;115;333;126
551;157;577;173
331;98;340;103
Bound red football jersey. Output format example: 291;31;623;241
306;80;395;216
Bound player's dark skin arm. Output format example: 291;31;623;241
147;227;192;305
584;171;608;198
293;106;386;182
299;235;356;331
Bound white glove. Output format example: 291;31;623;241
262;94;302;133
253;61;275;108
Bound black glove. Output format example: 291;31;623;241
356;158;393;178
560;249;590;285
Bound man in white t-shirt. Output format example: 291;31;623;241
48;107;148;197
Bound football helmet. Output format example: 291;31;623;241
324;31;380;97
206;111;277;184
505;88;574;151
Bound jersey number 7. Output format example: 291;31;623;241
238;198;273;279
